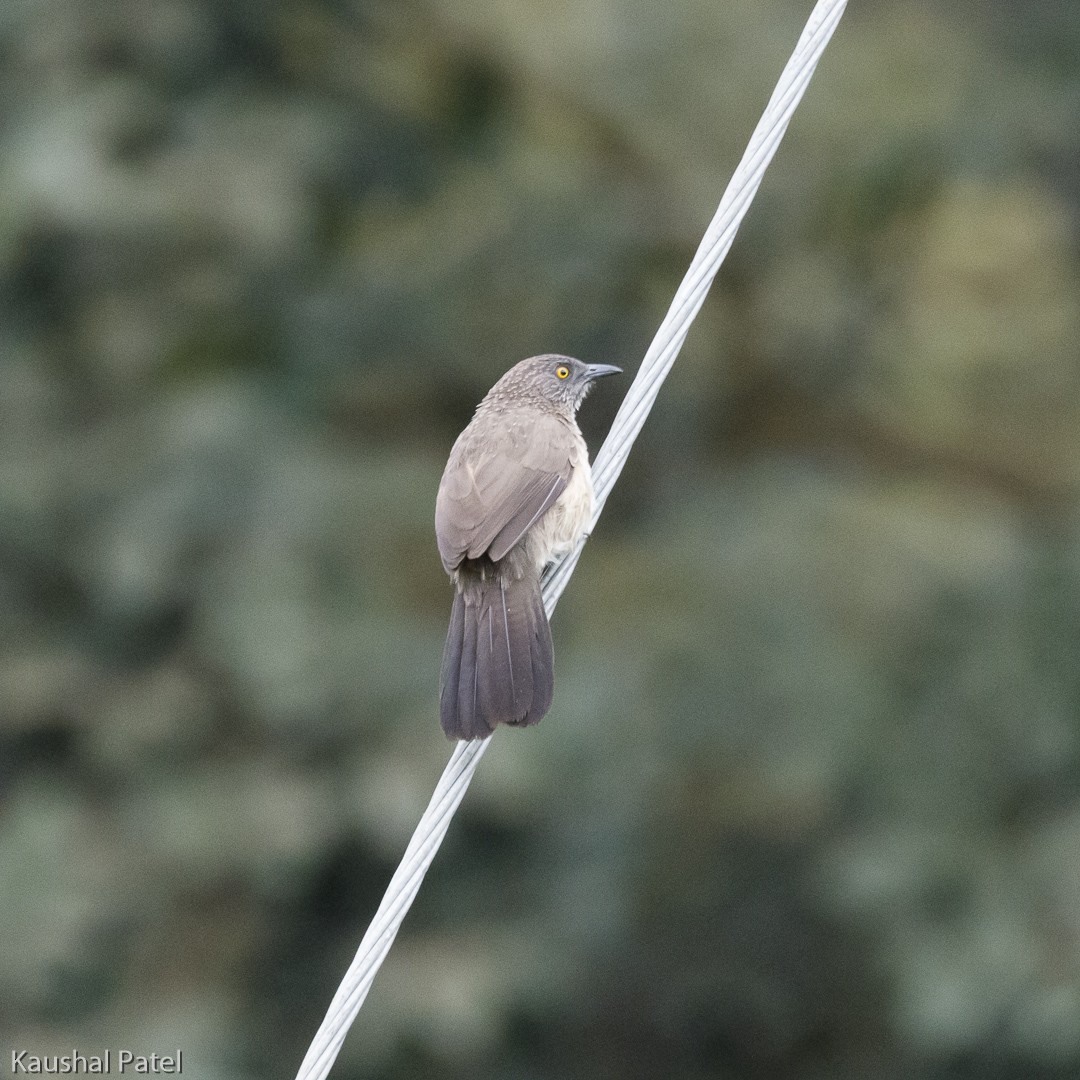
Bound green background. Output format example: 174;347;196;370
2;1;1080;1077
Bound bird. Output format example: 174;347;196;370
435;354;622;740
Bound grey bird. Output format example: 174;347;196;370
435;354;621;740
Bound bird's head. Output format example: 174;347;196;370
490;354;622;412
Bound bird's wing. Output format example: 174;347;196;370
436;412;574;572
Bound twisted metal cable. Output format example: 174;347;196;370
295;2;847;1075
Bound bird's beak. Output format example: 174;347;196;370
584;363;623;381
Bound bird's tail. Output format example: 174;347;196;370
439;569;554;740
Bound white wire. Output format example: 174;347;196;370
295;2;847;1076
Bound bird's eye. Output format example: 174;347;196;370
556;365;570;380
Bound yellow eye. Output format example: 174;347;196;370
556;365;569;379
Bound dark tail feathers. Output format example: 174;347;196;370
439;571;553;740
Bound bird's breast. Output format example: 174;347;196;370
527;436;593;570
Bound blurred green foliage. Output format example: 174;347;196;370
2;1;1080;1078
